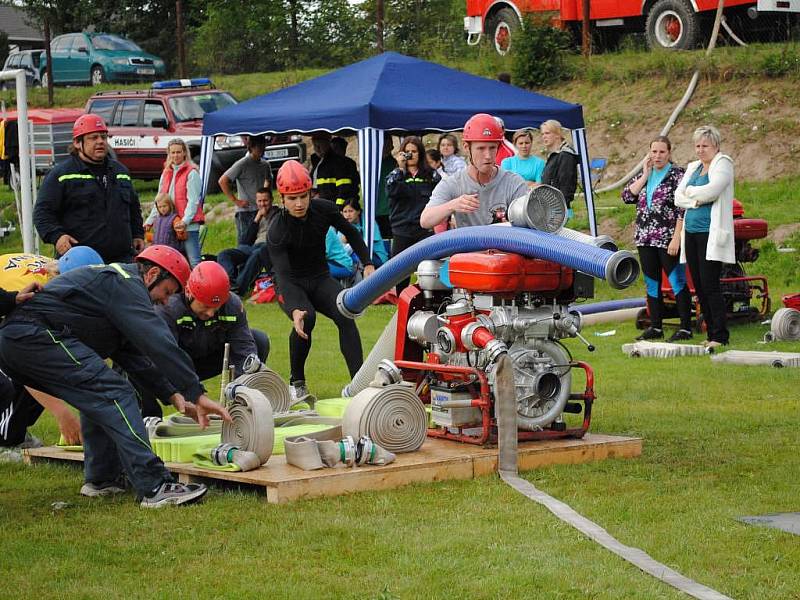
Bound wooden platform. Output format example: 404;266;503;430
24;433;642;504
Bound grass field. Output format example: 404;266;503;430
0;178;798;597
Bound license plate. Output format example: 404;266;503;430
136;68;155;75
264;148;290;159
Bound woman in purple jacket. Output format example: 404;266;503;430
622;135;692;342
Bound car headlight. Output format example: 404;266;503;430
214;135;245;150
112;58;128;65
154;59;165;68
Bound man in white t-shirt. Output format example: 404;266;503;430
421;113;527;229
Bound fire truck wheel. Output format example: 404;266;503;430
487;7;521;56
90;65;106;86
645;0;700;50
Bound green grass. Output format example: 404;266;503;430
1;174;799;599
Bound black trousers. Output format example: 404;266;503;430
391;230;432;292
637;245;692;331
684;232;729;343
277;274;363;385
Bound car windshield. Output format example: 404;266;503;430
91;34;141;52
168;92;237;122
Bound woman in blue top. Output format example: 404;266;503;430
675;125;735;349
501;129;545;185
340;199;389;267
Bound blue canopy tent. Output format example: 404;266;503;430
200;52;598;254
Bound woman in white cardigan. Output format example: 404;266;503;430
674;125;735;349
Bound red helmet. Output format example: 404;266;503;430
462;113;504;143
73;114;108;139
276;159;312;195
186;261;230;308
135;245;191;289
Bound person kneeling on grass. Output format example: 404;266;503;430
0;245;231;507
267;160;374;401
0;246;105;457
130;261;270;417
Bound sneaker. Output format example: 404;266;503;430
140;481;207;508
668;329;694;342
80;477;128;497
19;432;44;449
290;380;310;402
703;340;727;351
636;327;663;341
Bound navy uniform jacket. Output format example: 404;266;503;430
3;263;204;402
34;154;144;263
156;292;256;378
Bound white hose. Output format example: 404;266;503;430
342;384;428;453
768;308;800;341
222;385;275;464
343;312;398;397
232;368;293;413
711;350;800;368
596;0;727;194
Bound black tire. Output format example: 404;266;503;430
90;65;106;86
487;7;521;56
645;0;700;50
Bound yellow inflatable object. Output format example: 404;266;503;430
0;253;53;291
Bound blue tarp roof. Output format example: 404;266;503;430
203;52;585;136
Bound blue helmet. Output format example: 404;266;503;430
58;246;104;273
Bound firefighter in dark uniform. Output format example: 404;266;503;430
134;261;270;417
0;245;231;507
310;131;358;208
34;114;145;264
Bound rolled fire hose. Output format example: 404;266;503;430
342;384;427;453
338;226;639;317
232;368;294;413
284;434;396;470
342;312;398;397
223;383;275;465
152;413;223;438
710;350;800;368
496;364;731;600
764;308;800;342
622;341;708;358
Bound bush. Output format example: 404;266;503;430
511;18;573;88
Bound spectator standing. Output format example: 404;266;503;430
438;133;467;175
675;125;735;349
34;114;144;263
387;136;440;291
144;139;203;266
219;135;272;245
421;114;527;231
310;131;358;208
622;136;692;342
149;193;186;253
501;129;545;185
331;136;361;204
540;119;579;219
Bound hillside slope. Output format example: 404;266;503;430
544;76;798;183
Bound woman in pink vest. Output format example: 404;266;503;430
144;138;204;267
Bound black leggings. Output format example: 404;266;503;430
392;230;432;292
684;232;729;343
278;274;363;384
637;245;692;330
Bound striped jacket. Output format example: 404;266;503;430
34;154;144;263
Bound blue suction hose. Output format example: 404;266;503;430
337;226;640;318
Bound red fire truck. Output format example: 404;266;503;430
464;0;799;54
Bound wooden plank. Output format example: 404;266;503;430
22;434;642;504
472;434;643;477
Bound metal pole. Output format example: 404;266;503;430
2;69;36;254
